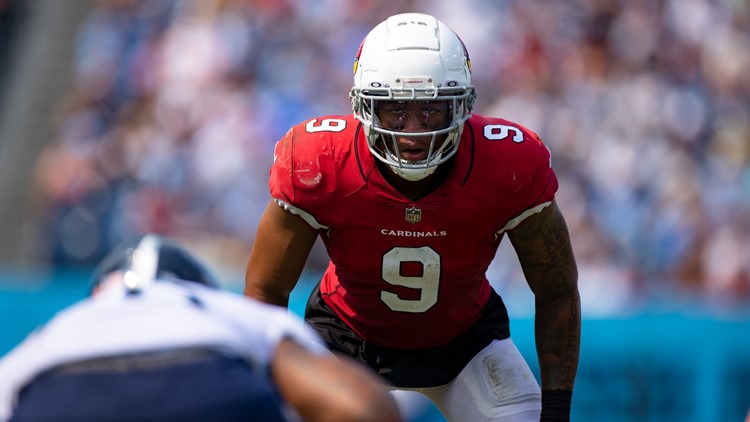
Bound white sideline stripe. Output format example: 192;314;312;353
274;199;329;230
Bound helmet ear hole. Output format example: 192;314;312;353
351;13;476;182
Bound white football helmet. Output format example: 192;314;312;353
350;13;476;181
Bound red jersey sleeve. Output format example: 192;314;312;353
269;116;365;230
270;124;336;208
521;123;558;207
463;115;558;232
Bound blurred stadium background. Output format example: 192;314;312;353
0;0;748;421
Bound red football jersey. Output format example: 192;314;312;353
269;114;558;349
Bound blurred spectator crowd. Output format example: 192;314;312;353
27;0;750;315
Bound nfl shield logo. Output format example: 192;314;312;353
405;207;421;224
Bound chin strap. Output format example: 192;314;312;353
380;130;460;182
388;163;438;181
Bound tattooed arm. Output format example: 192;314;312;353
508;200;580;418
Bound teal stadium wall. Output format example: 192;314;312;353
1;270;749;422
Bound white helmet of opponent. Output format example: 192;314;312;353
351;13;476;181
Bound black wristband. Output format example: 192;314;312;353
541;389;572;422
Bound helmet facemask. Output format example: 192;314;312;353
352;90;474;181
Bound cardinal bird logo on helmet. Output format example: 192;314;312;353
353;39;365;75
458;36;472;73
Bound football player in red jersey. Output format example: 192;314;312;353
245;12;580;422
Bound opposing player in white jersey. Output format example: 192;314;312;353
0;234;401;422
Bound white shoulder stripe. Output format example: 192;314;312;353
273;199;329;230
496;201;552;237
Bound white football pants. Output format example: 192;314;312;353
392;338;541;422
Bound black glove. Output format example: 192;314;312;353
540;389;572;422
